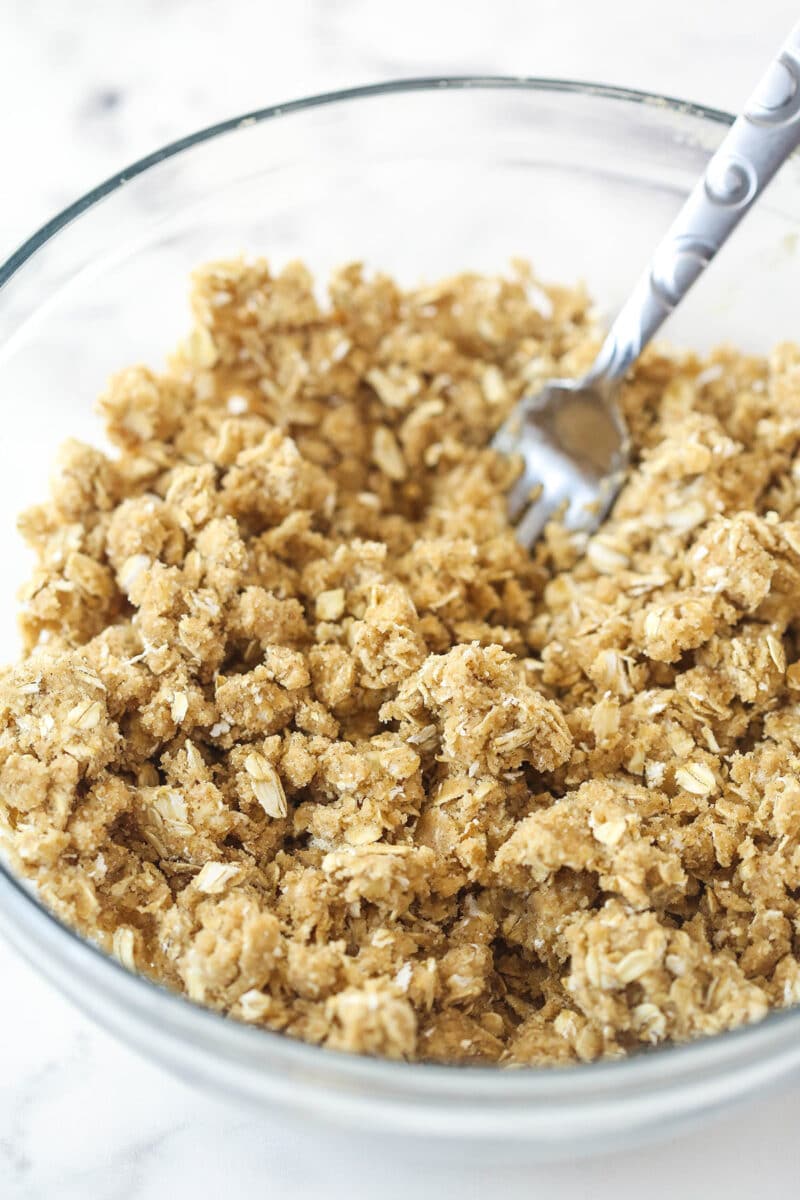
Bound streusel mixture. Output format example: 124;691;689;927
2;259;800;1065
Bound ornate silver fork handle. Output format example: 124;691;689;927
591;20;800;384
494;21;800;548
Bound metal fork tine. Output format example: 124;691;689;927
493;377;629;549
506;468;539;523
515;492;563;548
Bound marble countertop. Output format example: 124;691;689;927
2;1;800;1196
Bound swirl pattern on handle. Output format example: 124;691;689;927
703;153;759;209
649;235;716;309
745;49;800;126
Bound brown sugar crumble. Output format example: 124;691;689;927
3;257;800;1066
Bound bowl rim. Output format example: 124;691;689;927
0;74;733;292
4;74;800;1112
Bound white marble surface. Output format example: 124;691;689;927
2;1;800;1196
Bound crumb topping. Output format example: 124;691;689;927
2;258;800;1065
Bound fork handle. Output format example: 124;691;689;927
590;20;800;384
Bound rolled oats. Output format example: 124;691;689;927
2;257;800;1066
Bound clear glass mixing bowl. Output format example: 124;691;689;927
1;79;800;1160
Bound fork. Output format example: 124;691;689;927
493;20;800;549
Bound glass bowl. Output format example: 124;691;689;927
1;78;800;1161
